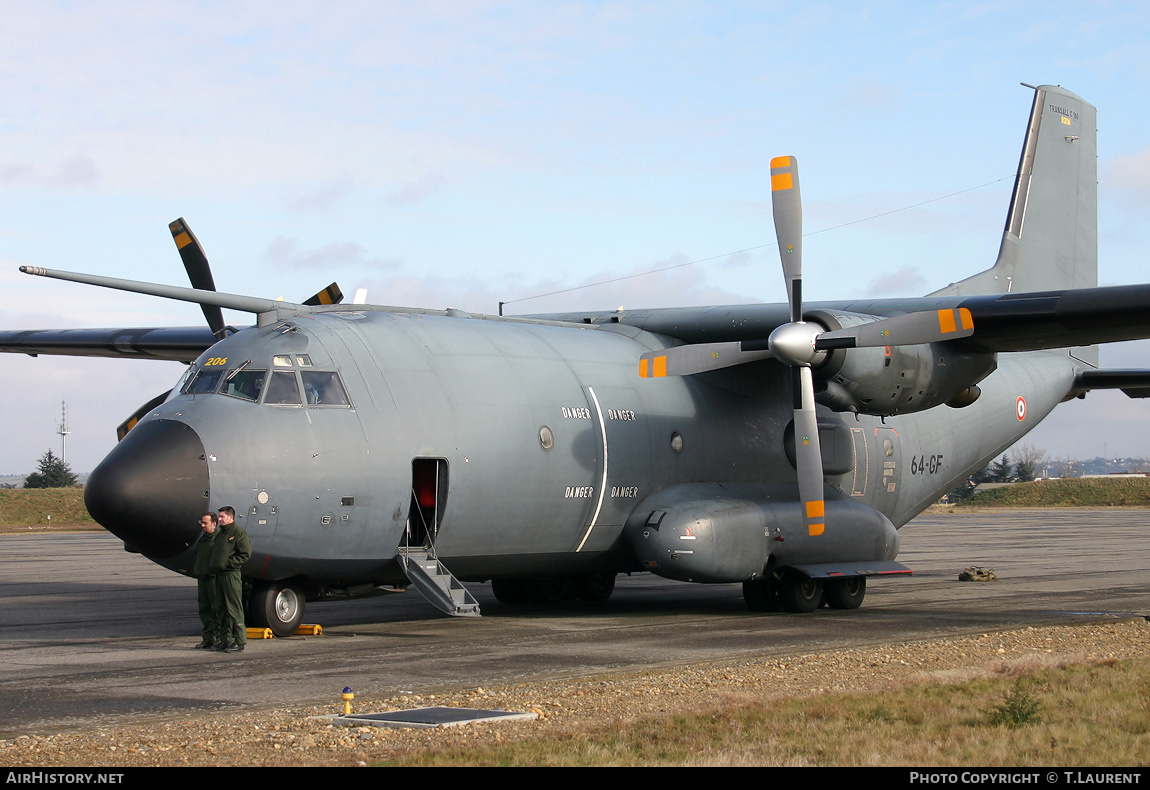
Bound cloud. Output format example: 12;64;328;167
263;237;402;272
0;154;99;189
352;253;763;316
385;173;448;206
286;175;357;212
837;80;899;111
860;265;928;297
1103;147;1150;203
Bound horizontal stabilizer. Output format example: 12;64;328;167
1074;369;1150;399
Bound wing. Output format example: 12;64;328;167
529;283;1150;353
0;326;219;362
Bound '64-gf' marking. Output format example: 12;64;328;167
910;454;944;475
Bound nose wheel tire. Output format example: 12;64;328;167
247;581;305;637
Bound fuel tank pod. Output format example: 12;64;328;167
624;483;899;583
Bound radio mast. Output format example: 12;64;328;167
57;401;70;462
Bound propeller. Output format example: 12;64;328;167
169;218;227;339
169;218;345;336
638;156;978;536
770;156;824;537
303;282;345;307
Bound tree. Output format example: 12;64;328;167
946;460;996;502
989;454;1012;483
1010;442;1048;482
23;449;78;488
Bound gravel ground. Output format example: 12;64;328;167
4;618;1147;767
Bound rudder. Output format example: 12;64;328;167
931;85;1097;297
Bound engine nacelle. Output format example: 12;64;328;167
624;483;899;584
808;310;996;416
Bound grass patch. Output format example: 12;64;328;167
959;477;1150;508
0;487;96;528
378;657;1150;766
986;679;1042;728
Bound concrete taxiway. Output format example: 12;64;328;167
1;508;1147;737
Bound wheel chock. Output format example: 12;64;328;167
246;627;274;639
295;624;323;636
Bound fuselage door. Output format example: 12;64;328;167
407;458;448;552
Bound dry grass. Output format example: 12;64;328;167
0;487;97;530
959;477;1150;508
379;656;1150;766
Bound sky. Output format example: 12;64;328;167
2;1;1150;475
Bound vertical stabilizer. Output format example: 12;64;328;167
931;85;1097;297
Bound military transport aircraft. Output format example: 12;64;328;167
5;84;1150;635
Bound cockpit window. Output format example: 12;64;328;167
183;369;223;395
265;371;303;405
222;370;267;402
301;371;351;406
272;355;293;367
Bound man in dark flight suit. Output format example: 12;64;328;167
214;505;252;653
193;512;221;649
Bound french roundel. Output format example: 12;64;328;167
1016;396;1027;421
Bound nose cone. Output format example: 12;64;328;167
85;419;209;558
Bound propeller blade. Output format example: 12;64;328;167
771;156;803;323
116;390;171;442
303;282;345;306
792;366;825;537
169;218;226;339
816;308;975;350
638;343;774;378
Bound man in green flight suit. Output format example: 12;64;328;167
214;505;252;653
193;512;222;649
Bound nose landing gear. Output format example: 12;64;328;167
247;580;306;637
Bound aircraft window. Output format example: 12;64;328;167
296;355;313;367
265;371;303;405
183;369;223;395
273;355;294;367
222;370;267;402
173;366;195;394
301;371;351;406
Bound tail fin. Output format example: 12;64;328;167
931;85;1097;297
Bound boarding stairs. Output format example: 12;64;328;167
396;547;481;618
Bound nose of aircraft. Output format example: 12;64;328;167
85;419;209;558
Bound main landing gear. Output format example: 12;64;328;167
742;572;866;614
